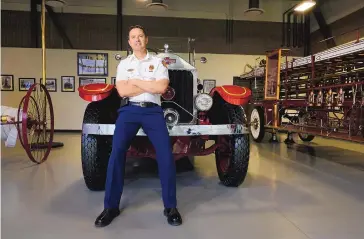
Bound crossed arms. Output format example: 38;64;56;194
115;59;169;97
115;78;169;97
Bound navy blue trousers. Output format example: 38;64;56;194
104;105;177;209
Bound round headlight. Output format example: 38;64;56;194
162;86;175;100
195;93;213;111
164;108;179;127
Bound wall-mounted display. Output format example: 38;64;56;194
1;74;14;91
19;78;35;91
77;52;108;76
203;79;216;93
79;77;106;86
41;78;57;92
61;76;75;92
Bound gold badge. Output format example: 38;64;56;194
162;60;168;68
149;65;154;72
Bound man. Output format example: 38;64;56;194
94;25;182;227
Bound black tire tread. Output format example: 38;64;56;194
81;102;112;191
215;103;250;187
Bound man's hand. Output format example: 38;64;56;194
128;79;169;94
1;115;15;123
115;80;145;97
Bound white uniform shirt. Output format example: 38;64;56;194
116;52;169;106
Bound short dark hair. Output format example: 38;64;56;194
128;25;148;37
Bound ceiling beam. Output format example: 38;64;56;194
117;0;122;50
312;2;336;48
30;0;40;48
45;4;74;48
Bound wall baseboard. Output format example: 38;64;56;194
54;130;82;133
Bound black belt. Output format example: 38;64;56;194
128;101;158;108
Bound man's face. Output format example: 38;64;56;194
128;28;148;51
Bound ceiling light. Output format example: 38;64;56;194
146;0;168;10
294;0;316;12
244;0;265;16
45;0;66;8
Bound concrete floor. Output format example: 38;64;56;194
1;132;364;239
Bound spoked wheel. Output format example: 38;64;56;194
298;133;315;142
347;102;362;137
17;95;37;148
19;83;54;164
250;106;265;142
298;113;315;142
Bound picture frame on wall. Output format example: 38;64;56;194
203;79;216;94
61;76;75;92
1;74;14;91
77;52;108;76
19;78;35;91
79;77;106;86
41;78;57;92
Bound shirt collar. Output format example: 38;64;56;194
130;51;151;62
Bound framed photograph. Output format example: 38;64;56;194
79;77;106;86
19;78;35;91
61;76;75;92
41;78;57;92
111;77;116;85
1;74;14;91
203;79;216;93
77;52;108;76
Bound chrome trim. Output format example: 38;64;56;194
194;93;213;111
82;123;249;136
164;108;180;127
162;100;203;123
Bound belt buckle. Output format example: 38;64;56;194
140;102;146;107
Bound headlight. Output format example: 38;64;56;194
194;93;213;111
164;108;179;127
162;86;175;100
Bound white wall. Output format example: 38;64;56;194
1;47;265;130
1;0;300;22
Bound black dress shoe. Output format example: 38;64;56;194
164;208;182;226
95;208;120;227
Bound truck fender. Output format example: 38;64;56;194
78;83;114;102
209;85;252;106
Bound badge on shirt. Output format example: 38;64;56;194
127;68;134;72
162;60;168;68
149;65;154;72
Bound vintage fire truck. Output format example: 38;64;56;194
78;44;252;191
237;37;364;144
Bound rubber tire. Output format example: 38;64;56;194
298;133;315;142
249;106;265;142
81;102;112;191
215;103;250;187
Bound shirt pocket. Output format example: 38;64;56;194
143;65;157;80
127;68;140;79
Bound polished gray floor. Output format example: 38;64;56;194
2;133;364;239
